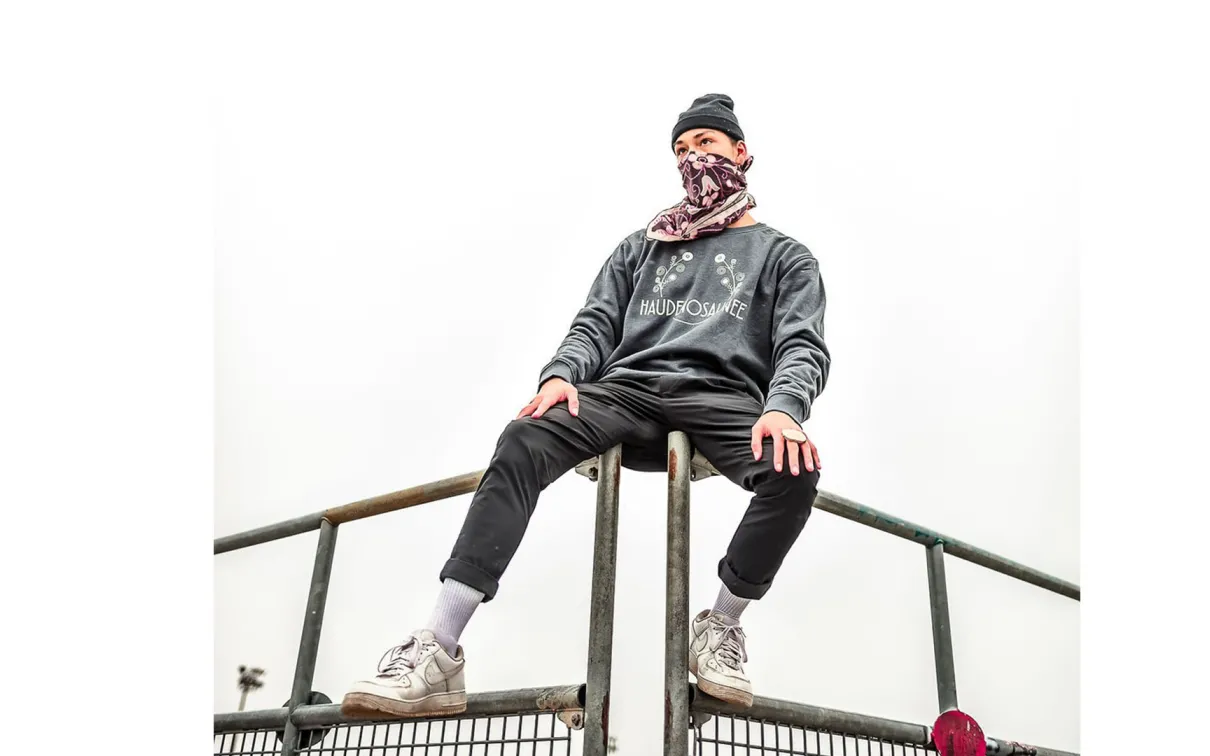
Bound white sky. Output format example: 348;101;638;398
214;3;1079;752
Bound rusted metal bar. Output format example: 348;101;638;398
584;446;622;756
322;471;484;525
216;476;1078;602
664;431;692;756
283;684;586;728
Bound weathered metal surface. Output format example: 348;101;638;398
814;490;1080;600
664;432;693;755
280;521;338;756
214;707;289;732
691;687;933;745
928;543;959;712
284;685;587;728
214;511;326;554
322;471;484;525
584;445;621;756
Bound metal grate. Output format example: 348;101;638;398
216;713;572;756
693;715;931;756
214;729;284;755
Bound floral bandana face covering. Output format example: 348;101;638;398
645;151;756;242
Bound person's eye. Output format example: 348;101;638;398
701;138;713;145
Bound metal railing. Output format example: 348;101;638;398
215;432;1079;756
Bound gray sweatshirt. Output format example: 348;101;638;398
538;223;830;424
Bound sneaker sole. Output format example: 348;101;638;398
689;651;754;708
340;691;468;720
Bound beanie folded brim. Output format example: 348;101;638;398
671;115;745;149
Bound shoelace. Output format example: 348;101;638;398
712;620;748;669
377;636;436;678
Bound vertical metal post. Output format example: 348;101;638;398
926;542;959;712
281;519;338;756
665;431;692;756
584;446;622;756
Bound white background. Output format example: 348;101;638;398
212;2;1080;750
2;1;1207;754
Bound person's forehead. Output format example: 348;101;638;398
673;128;727;146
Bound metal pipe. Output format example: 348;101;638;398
214;511;326;554
213;707;290;732
285;684;586;728
985;739;1079;756
664;431;692;756
281;520;338;756
584;446;622;756
814;490;1080;600
690;686;933;746
323;471;484;525
214;478;1079;604
216;691;1078;756
926;543;959;711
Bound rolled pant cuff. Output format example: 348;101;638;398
440;558;501;603
718;557;772;600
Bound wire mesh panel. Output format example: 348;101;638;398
214;729;284;755
693;715;931;756
217;713;573;756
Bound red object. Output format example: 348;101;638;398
932;710;987;756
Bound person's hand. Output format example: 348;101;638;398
516;378;580;420
750;411;821;475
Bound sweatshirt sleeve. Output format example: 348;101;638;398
538;239;636;388
763;254;831;425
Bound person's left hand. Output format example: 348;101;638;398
750;411;821;476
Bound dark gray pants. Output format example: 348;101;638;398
440;376;818;602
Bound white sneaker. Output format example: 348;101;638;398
341;631;468;719
688;609;753;707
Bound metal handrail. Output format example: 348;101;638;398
213;471;1078;601
215;443;1080;756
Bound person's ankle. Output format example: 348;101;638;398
710;610;741;625
432;629;459;657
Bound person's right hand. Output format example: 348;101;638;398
516;378;580;420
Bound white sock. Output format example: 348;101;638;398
427;579;484;656
712;584;751;622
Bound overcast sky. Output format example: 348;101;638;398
214;3;1079;752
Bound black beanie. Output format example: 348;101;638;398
671;93;745;149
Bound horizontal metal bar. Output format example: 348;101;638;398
690;686;931;745
287;684;585;728
322;471;484;525
815;490;1080;600
214;707;289;732
691;689;1078;755
213;511;326;554
986;738;1079;756
212;475;1079;603
213;696;1077;756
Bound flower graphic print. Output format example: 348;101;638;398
714;253;746;301
653;251;695;296
636;246;752;328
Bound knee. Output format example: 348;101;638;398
495;418;541;461
491;417;561;483
756;468;818;514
